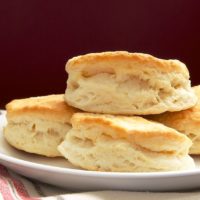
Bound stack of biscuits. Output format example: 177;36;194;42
4;51;199;172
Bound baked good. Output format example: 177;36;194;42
4;94;78;157
64;51;197;115
58;113;194;172
148;85;200;154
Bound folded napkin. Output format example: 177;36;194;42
1;164;200;200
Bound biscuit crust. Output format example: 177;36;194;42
6;94;79;124
66;51;189;75
58;113;194;172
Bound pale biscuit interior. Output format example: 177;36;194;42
4;113;71;157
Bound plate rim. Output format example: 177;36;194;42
1;150;200;178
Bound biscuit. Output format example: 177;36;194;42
148;85;200;154
58;113;194;172
4;94;78;157
65;51;197;115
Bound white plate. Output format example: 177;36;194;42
1;110;200;192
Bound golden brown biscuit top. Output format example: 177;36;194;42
66;51;189;77
6;94;79;124
71;113;191;154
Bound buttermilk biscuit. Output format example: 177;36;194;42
4;94;78;157
65;51;197;115
148;85;200;154
58;113;194;172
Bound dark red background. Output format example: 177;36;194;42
0;0;200;108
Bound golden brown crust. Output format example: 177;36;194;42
66;51;189;76
6;94;79;124
71;113;191;153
